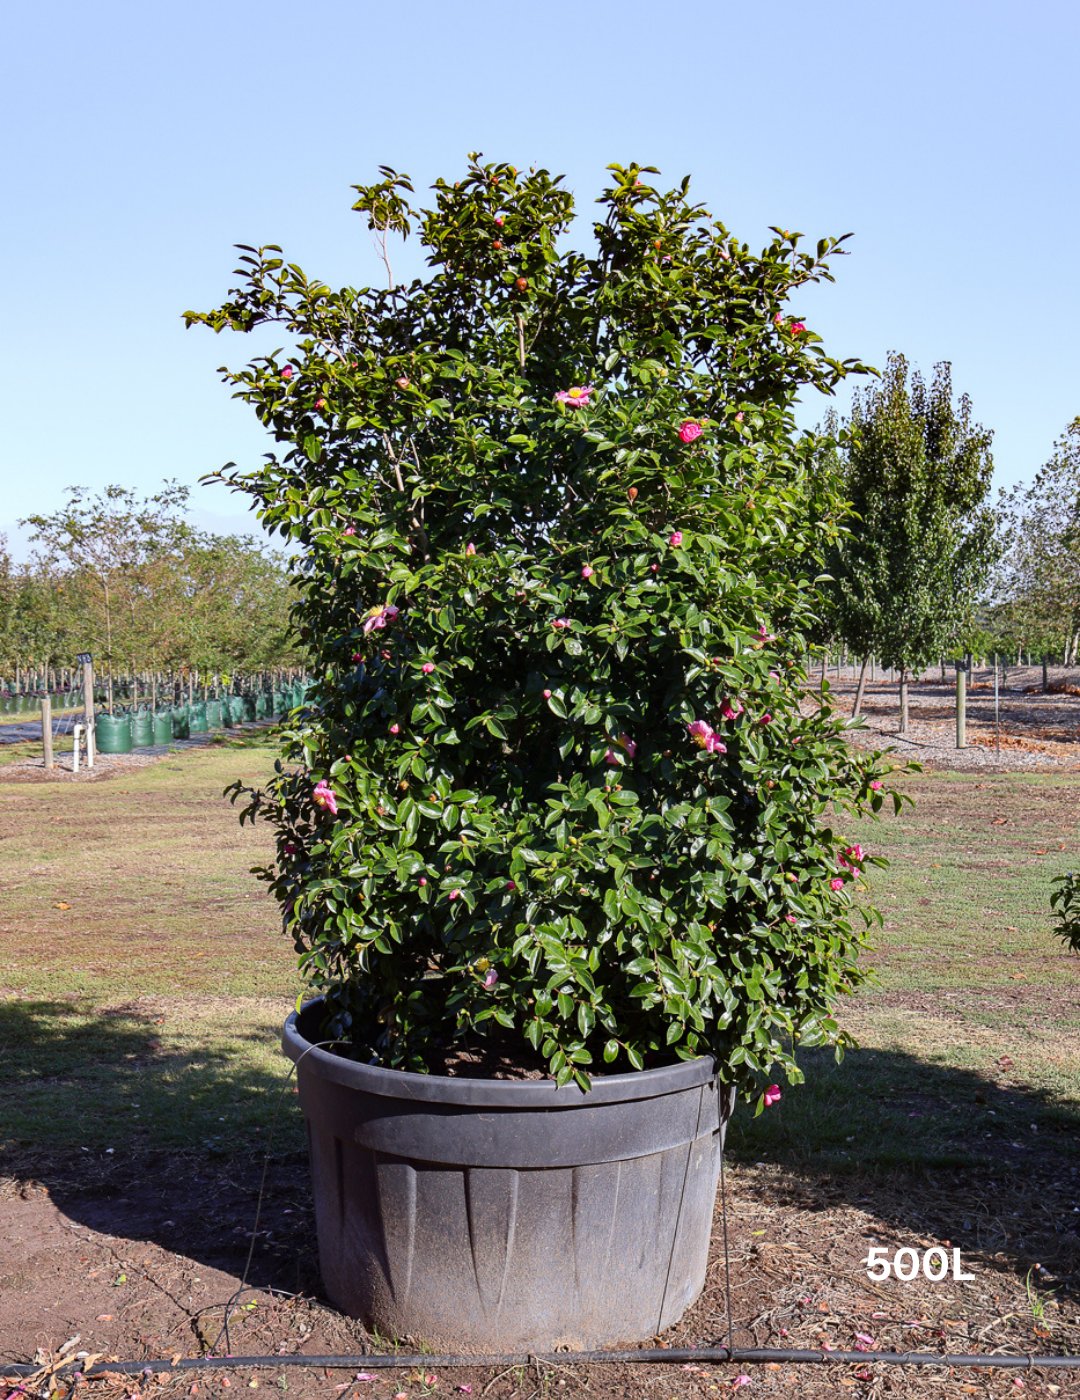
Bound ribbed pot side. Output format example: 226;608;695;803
283;1003;734;1352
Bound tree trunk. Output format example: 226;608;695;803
899;670;909;734
853;656;870;716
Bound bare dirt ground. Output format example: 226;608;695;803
3;1147;1078;1400
3;706;1080;1399
816;666;1080;773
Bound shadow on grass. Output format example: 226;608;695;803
2;999;1078;1300
0;996;316;1292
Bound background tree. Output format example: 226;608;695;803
991;417;1080;668
823;353;996;729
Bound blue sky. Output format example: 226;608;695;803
2;0;1076;560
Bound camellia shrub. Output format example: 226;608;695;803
188;157;900;1102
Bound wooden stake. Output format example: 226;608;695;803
41;695;53;770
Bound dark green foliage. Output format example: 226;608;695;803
823;353;997;674
190;156;900;1100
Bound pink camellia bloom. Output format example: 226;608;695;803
465;542;476;555
604;747;619;766
363;602;399;634
773;313;783;326
315;398;326;411
618;733;638;758
343;526;355;536
650;563;659;572
669;530;683;547
281;366;293;379
389;723;400;734
870;779;883;791
582;565;594;578
543;688;552;699
760;712;772;725
483;968;498;988
688;721;726;754
769;670;780;682
838;843;866;871
555;385;594;407
720;696;743;721
312;780;338;816
552;617;571;630
422;662;435;674
785;914;797;924
732;1379;751;1392
677;421;703;444
757;622;775;641
735;411;744;422
763;1085;782;1107
494;216;504;227
791;321;806;334
830;877;844;892
449;889;460;901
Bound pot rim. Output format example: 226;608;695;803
283;998;717;1108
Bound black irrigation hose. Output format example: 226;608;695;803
5;1347;1080;1380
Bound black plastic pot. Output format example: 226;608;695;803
282;1002;733;1352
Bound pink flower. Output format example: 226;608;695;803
458;1388;473;1395
422;662;435;674
735;411;744;422
351;653;363;663
582;565;594;578
720;696;743;721
855;1334;875;1348
552;617;571;629
465;542;476;555
419;878;426;886
650;563;659;572
312;780;338;817
791;322;805;334
769;670;780;682
363;603;399;634
830;877;844;892
669;531;683;547
449;889;460;901
870;780;883;791
483;968;498;988
677;421;703;444
617;733;637;758
555;385;594;407
732;1378;751;1390
281;366;293;379
494;216;504;227
773;313;783;326
543;688;552;699
343;526;355;536
763;1085;782;1107
389;723;400;734
757;623;775;641
605;748;619;766
688;720;726;754
284;843;296;855
785;914;796;924
506;880;516;891
759;713;772;725
315;398;326;411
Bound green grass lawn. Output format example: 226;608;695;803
1;752;1078;1179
